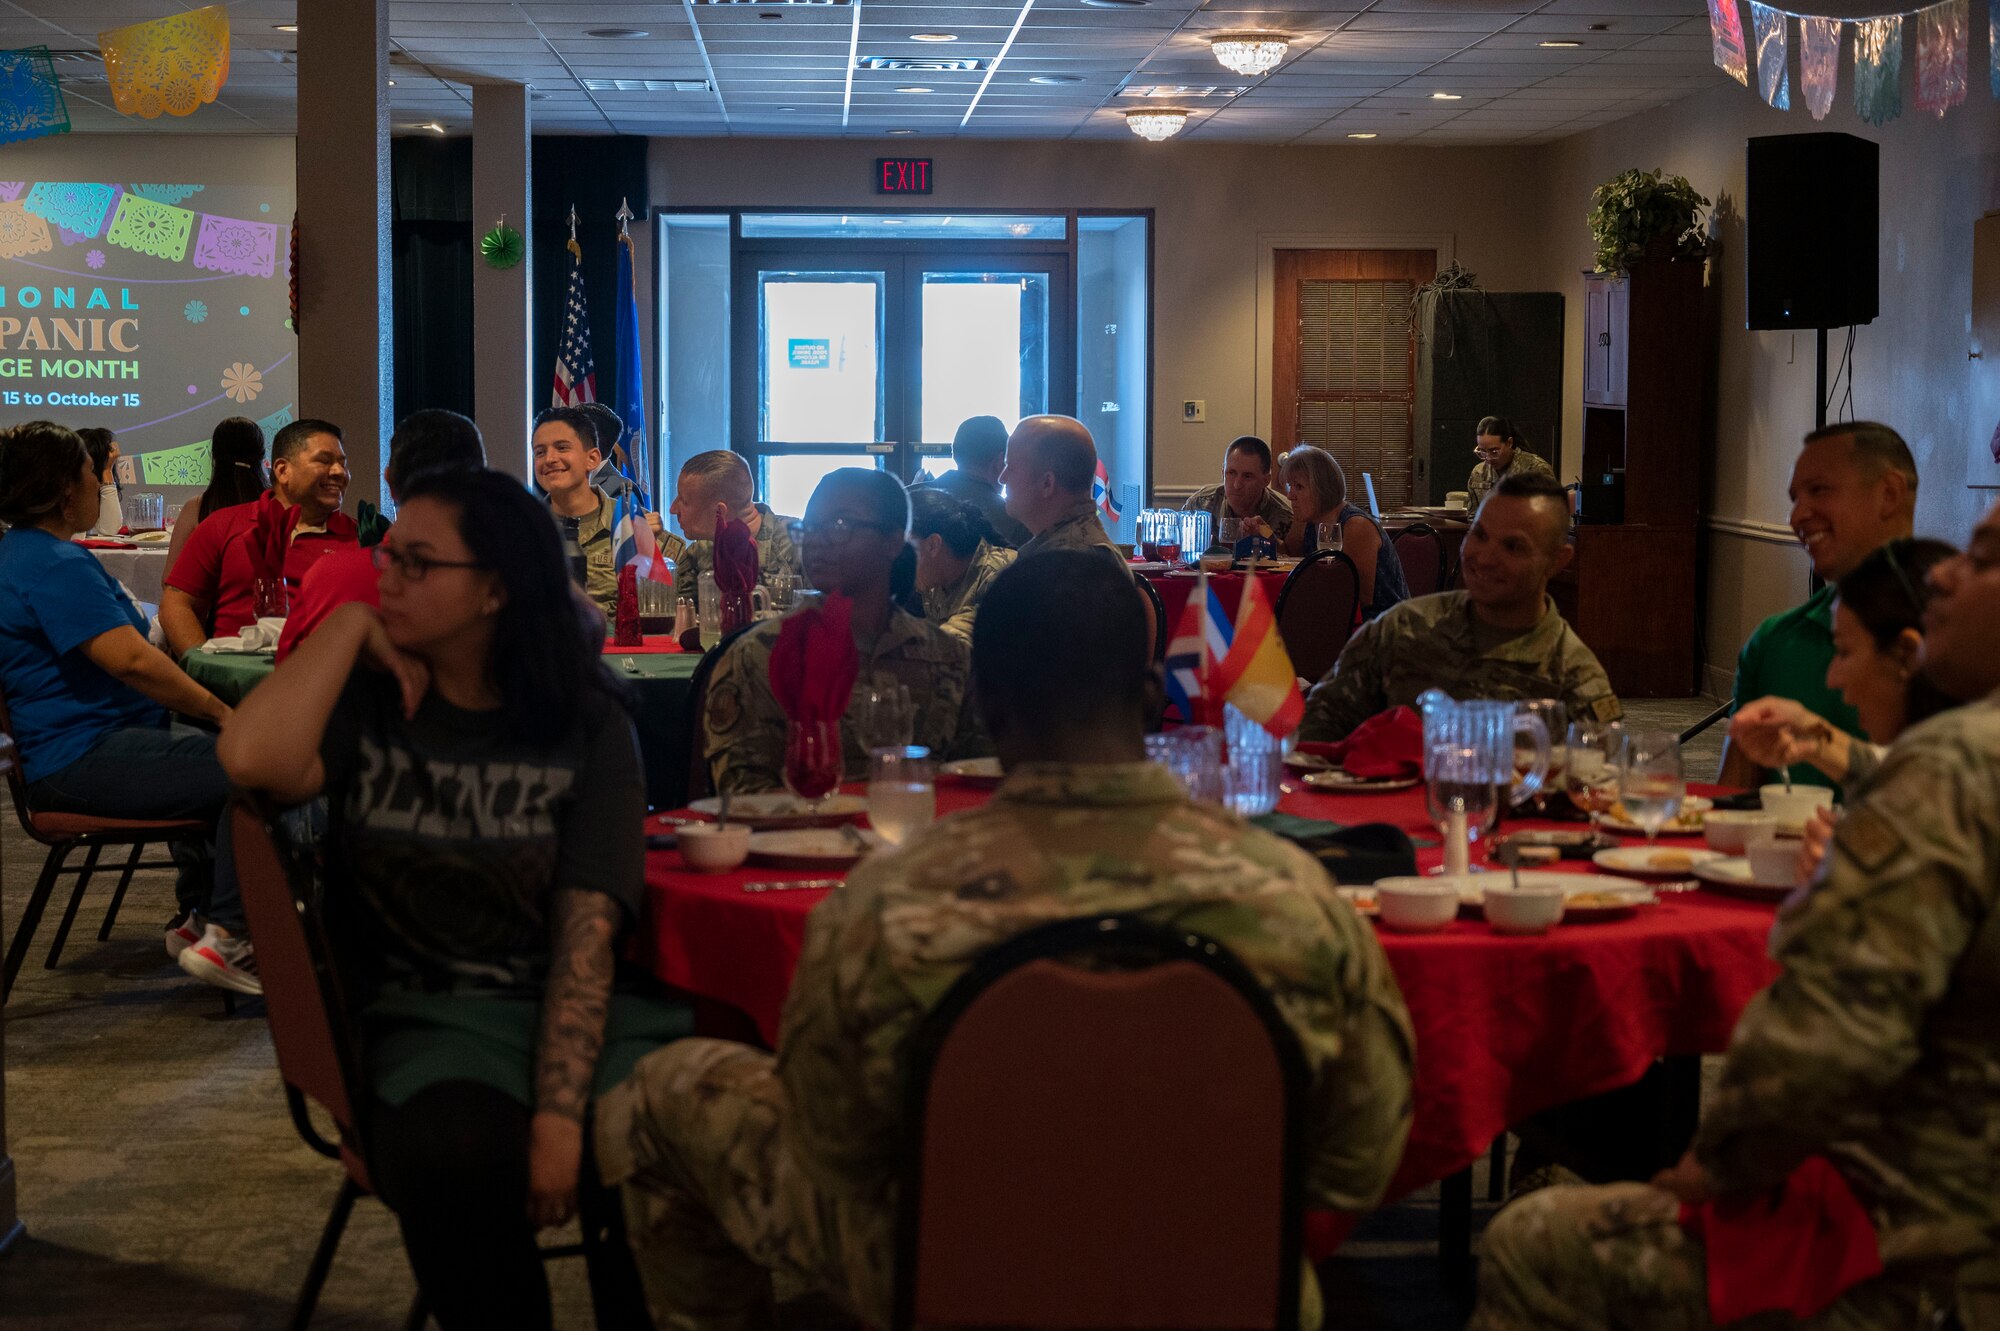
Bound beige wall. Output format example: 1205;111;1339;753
1538;83;2000;689
645;137;1553;492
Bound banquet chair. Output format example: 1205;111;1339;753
1135;572;1168;664
893;914;1307;1331
1274;549;1361;684
229;799;631;1330
1393;522;1449;598
680;624;755;806
0;688;205;1002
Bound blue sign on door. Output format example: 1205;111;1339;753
788;338;830;368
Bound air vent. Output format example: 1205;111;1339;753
1118;84;1248;98
857;55;988;72
581;78;713;93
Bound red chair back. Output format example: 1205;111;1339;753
1274;549;1361;684
895;916;1305;1331
230;801;367;1175
1394;522;1448;597
1135;572;1168;664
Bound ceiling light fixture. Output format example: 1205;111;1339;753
386;79;396;86
888;128;915;134
584;27;649;38
910;32;958;41
1124;108;1187;141
1431;91;1462;99
896;85;934;93
1209;33;1290;77
1029;73;1083;85
1538;39;1582;47
273;23;298;32
1347;131;1377;138
1082;0;1150;7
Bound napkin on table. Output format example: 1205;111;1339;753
767;594;858;725
1297;704;1424;779
1678;1156;1882;1326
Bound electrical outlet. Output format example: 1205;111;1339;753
1182;399;1205;423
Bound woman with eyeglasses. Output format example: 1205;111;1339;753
219;467;676;1329
703;467;986;794
1465;416;1554;515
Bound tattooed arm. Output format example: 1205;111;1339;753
527;888;620;1228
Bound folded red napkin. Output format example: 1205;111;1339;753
768;594;858;724
613;564;643;646
1298;705;1424;779
74;537;137;549
1679;1157;1882;1326
713;503;759;596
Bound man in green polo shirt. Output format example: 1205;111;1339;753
1717;421;1917;790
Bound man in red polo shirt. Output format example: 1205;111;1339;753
161;418;356;659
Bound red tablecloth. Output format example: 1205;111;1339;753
602;634;684;655
1143;569;1290;629
637;780;1778;1252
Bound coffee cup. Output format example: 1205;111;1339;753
1375;879;1460;933
1760;783;1834;831
1743;825;1798;887
1482;886;1565;935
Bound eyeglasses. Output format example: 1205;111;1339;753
791;516;898;547
372;543;484;583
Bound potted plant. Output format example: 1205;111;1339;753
1588;168;1711;273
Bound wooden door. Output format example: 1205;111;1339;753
1273;248;1435;510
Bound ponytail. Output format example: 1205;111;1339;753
909;487;999;558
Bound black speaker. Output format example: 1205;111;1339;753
1746;132;1879;330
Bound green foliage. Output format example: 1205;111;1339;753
1587;168;1711;273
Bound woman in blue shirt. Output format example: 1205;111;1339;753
0;422;246;990
1277;444;1410;618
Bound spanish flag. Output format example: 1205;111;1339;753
1214;572;1304;737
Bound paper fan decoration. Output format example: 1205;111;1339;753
481;219;525;270
98;5;231;119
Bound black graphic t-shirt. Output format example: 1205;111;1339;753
320;673;644;997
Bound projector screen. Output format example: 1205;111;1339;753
0;151;298;500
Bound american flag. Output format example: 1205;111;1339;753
552;238;596;406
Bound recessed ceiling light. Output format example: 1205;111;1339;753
1082;0;1150;7
1431;91;1462;100
584;28;649;38
1587;23;1610;30
780;106;798;111
386;79;396;86
1029;74;1084;85
910;32;958;42
1347;131;1377;139
427;122;445;133
1538;39;1582;47
895;86;934;93
888;128;916;134
880;219;906;224
273;23;298;32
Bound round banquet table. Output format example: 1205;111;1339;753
181;641;706;810
638;778;1779;1254
1142;567;1290;629
84;544;170;607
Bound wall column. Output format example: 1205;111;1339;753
296;0;391;510
472;82;533;482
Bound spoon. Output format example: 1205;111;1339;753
717;790;731;832
1498;840;1523;893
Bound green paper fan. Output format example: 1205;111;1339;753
481;222;525;270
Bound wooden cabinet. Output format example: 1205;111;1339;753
1551;526;1699;697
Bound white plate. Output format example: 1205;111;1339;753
1371;871;1657;922
1301;769;1421;793
1592;795;1715;836
688;793;867;829
1592;846;1725;876
941;757;1004;788
747;827;884;870
1692;856;1797;898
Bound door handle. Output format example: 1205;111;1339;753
865;444;895;454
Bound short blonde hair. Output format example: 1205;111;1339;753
678;449;755;512
1278;445;1346;515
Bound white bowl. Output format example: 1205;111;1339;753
1704;810;1778;854
679;823;751;872
1374;880;1461;933
1743;835;1799;888
1482;886;1566;935
1760;784;1833;829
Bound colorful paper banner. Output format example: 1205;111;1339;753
1914;0;1969;114
21;181;118;238
98;5;230;119
1708;0;1752;85
132;404;294;486
191;212;279;277
129;183;204;205
0;200;53;259
1751;2;1793;108
104;192;195;261
1800;16;1843;118
0;45;70;146
1854;14;1905;123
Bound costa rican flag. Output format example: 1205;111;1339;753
552;237;596;406
611;486;673;584
1092;458;1124;521
1163;570;1232;726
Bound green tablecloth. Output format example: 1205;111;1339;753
182;648;704;810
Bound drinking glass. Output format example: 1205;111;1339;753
1514;700;1567;813
1146;726;1225;804
1179;509;1212;560
764;565;797;613
854;680;915;752
1223;703;1283;816
1425;741;1499;872
252;576;289;620
782;720;841;810
1618;730;1685;845
1218;514;1243;550
1564;721;1625;816
867;745;935;847
1309;520;1343;554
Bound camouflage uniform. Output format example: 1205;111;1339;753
1473;694;2000;1331
1185;482;1294;543
1017;499;1124;563
920;539;1016;643
674;503;802;605
1465;448;1556;514
598;761;1417;1331
1299;590;1623;743
559;485;619;614
703;606;987;795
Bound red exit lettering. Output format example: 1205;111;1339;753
874;157;933;194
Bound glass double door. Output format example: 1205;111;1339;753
732;249;1072;519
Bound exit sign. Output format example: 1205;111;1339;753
875;157;933;194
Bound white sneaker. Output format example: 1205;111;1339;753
178;926;262;996
165;910;205;960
